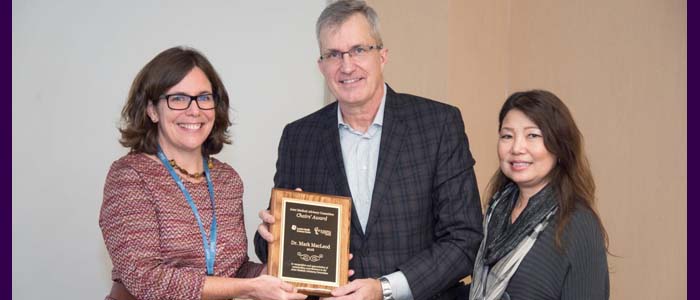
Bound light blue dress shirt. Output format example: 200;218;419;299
337;84;414;300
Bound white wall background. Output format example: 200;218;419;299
12;1;327;298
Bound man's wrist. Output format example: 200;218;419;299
378;276;394;300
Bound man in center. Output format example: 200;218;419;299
255;1;483;299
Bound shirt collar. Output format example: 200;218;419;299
337;83;387;129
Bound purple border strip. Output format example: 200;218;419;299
687;0;694;292
5;0;13;297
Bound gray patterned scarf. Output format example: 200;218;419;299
469;183;558;300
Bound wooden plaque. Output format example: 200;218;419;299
267;188;352;297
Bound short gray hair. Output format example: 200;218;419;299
316;0;383;47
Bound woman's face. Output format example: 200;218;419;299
498;109;557;193
147;67;215;156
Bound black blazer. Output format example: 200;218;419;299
255;85;483;300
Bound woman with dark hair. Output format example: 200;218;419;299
469;90;609;300
99;46;306;300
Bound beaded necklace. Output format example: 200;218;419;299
168;157;214;180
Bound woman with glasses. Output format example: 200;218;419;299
469;90;609;300
99;46;306;300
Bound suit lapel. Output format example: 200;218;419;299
364;87;407;238
319;103;364;236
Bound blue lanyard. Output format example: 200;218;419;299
156;146;217;275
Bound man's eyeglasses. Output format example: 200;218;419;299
319;45;383;63
159;93;217;110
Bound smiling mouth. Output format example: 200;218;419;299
178;123;202;130
510;162;532;170
339;78;363;84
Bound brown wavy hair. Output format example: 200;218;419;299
119;46;231;155
485;90;608;250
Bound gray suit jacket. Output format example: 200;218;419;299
255;85;483;300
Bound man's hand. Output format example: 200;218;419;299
323;278;382;300
258;188;304;242
257;209;275;242
347;253;354;277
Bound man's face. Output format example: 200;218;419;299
317;13;387;108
